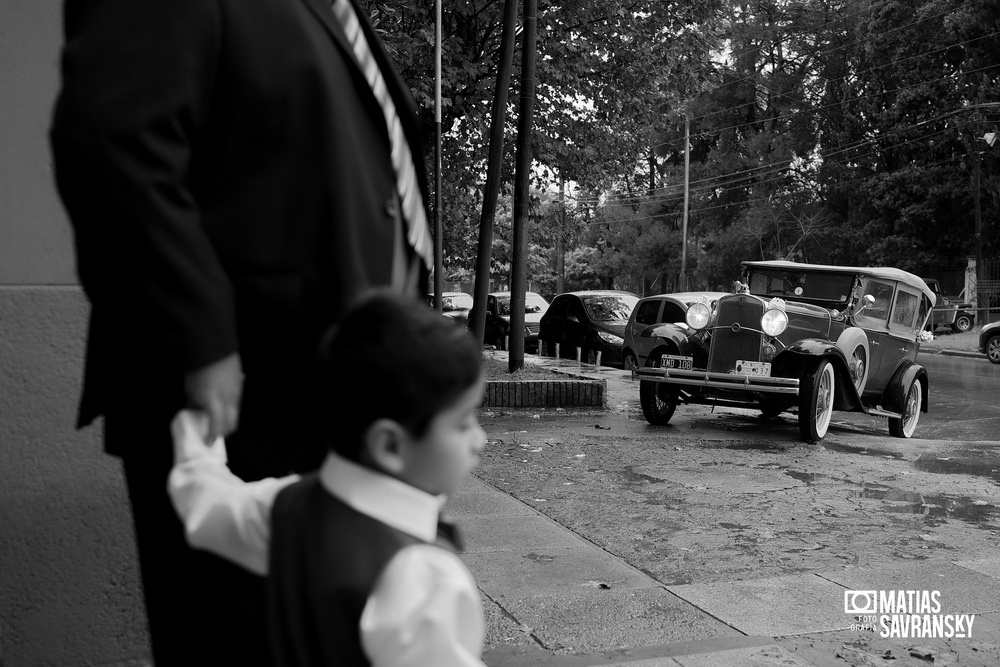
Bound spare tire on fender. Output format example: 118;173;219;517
836;328;870;395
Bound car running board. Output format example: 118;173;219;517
866;406;903;419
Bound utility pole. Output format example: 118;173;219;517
974;124;983;313
680;111;690;291
557;172;565;294
432;0;443;311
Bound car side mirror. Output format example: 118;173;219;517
567;315;580;323
854;294;876;316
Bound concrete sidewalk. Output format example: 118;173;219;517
450;352;1000;666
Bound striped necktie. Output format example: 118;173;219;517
331;0;433;270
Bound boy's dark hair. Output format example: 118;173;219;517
316;291;482;460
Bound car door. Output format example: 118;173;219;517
541;296;569;351
628;299;663;366
854;278;896;396
883;284;922;376
564;297;590;352
483;295;499;342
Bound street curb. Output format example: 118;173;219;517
483;373;606;408
924;348;985;359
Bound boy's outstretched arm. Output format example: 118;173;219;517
167;410;298;575
361;544;486;667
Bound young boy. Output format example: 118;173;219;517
168;292;488;666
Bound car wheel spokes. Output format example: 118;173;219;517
988;337;1000;364
850;348;866;393
889;379;922;438
799;359;834;442
815;364;834;436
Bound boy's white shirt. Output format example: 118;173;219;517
167;410;485;667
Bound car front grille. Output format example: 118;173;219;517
708;295;764;373
526;323;540;335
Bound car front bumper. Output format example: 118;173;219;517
632;366;801;394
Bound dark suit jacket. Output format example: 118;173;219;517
50;0;429;450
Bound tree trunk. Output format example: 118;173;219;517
509;0;538;372
470;0;518;347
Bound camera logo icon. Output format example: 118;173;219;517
844;590;877;614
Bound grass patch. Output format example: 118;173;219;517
481;355;569;381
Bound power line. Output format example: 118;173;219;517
565;59;1000;205
569;106;987;206
585;153;965;226
652;57;1000;151
584;119;970;212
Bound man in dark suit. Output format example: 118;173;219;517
49;0;431;663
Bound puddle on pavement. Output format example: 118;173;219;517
725;442;788;452
784;470;828;484
718;522;750;530
849;484;1000;529
821;441;906;459
619;468;667;485
913;454;1000;486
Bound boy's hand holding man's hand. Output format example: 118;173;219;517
171;409;227;466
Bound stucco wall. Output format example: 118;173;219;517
0;289;150;666
0;0;152;664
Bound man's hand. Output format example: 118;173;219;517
184;353;243;443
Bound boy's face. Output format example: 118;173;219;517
398;376;487;497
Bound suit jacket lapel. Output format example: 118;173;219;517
300;0;357;67
299;0;430;200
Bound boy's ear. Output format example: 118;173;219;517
362;418;408;475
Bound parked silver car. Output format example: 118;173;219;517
622;291;728;371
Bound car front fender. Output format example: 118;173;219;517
774;341;864;411
880;361;929;415
642;325;706;367
642;323;691;348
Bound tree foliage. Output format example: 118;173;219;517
365;0;1000;293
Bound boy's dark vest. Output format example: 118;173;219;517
267;472;459;666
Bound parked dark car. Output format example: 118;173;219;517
632;260;934;442
539;290;639;367
979;320;1000;364
471;291;550;352
923;278;975;333
427;292;473;326
622;291;728;371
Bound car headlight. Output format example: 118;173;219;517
761;307;788;336
597;331;624;345
686;302;712;330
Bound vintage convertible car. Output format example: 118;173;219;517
632;260;935;442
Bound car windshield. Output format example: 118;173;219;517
746;268;854;305
495;294;548;316
582;294;638;321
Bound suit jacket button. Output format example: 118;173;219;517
384;198;399;217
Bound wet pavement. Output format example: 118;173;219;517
451;350;1000;666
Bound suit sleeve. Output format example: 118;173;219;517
50;0;237;371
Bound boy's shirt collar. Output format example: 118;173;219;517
319;452;446;543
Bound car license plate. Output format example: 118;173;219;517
660;354;693;371
736;360;771;377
